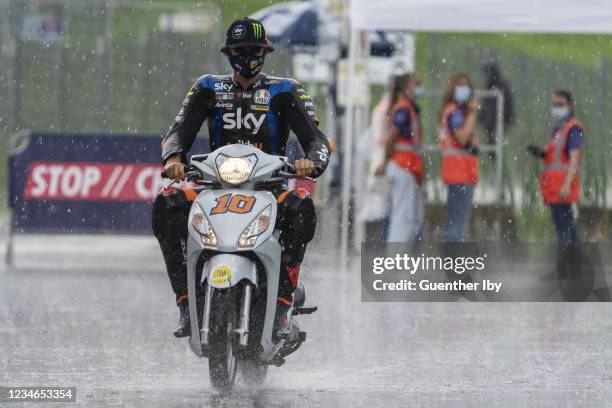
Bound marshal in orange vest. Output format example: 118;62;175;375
539;117;583;204
389;97;424;183
438;103;479;185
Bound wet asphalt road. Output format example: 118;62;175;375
1;233;612;407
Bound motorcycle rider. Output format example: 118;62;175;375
152;17;331;339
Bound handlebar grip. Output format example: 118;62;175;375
278;170;315;182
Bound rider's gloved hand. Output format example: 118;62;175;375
164;153;187;182
295;159;315;178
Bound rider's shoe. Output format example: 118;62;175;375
273;297;292;340
173;298;191;338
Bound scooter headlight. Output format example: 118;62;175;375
238;205;272;248
191;204;217;247
215;154;257;185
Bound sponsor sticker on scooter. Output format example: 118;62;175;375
211;265;232;285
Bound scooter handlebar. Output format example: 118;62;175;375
280;161;316;181
161;164;314;183
160;169;203;182
278;170;315;182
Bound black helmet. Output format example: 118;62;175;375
220;17;275;53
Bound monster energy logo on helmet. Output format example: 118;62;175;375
252;23;263;39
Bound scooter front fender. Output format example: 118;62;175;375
203;254;258;289
188;237;259;357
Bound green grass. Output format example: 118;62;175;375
112;0;281;35
437;33;612;67
515;207;557;242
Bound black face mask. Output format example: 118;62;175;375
228;53;265;78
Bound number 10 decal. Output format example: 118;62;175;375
210;193;256;215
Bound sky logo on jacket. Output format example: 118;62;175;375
222;108;265;134
214;82;233;92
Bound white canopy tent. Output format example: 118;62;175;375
350;0;612;33
340;0;612;265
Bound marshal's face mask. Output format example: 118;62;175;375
228;53;265;78
454;85;471;103
551;106;569;119
413;85;425;99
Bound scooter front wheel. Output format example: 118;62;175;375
207;287;238;393
240;356;268;387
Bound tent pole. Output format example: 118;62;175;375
340;27;358;272
5;212;14;267
495;89;504;202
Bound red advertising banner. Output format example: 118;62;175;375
23;161;164;202
8;132;210;233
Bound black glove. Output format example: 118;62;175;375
527;144;546;158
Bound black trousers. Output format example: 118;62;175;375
152;187;316;304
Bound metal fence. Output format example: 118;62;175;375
0;0;226;135
0;0;306;136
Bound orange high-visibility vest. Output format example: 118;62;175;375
540;117;583;204
389;97;424;183
438;103;479;185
